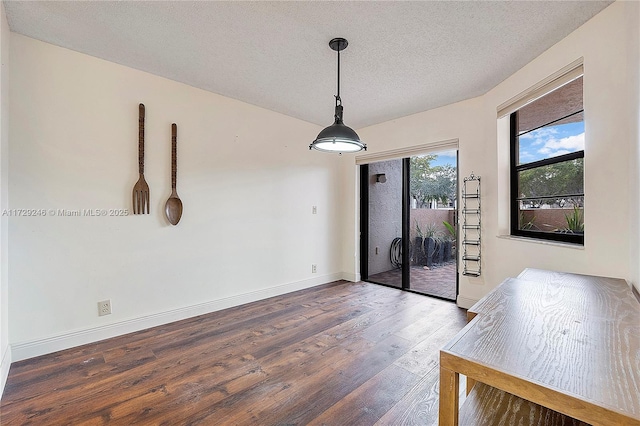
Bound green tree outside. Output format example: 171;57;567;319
410;155;456;208
518;158;583;207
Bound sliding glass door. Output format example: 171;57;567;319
361;150;458;301
361;158;404;289
407;152;458;299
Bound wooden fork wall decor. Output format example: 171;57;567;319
132;103;150;214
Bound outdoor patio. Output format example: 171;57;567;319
367;260;457;300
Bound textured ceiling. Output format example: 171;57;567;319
4;1;612;129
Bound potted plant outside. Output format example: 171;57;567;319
414;221;427;266
443;221;456;262
564;206;584;234
555;206;584;234
422;223;443;267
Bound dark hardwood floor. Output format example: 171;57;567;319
0;281;467;425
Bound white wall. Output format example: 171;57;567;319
0;2;10;396
487;0;638;296
628;1;640;294
8;34;345;360
346;1;640;304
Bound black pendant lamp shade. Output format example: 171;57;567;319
310;38;366;154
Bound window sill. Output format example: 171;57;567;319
497;234;584;250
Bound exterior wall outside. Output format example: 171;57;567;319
410;209;455;240
367;160;402;275
520;208;582;233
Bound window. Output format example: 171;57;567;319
510;75;584;244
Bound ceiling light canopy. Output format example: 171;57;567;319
310;38;366;154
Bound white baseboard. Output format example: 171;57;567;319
341;271;361;282
456;295;478;309
11;273;343;362
0;344;11;399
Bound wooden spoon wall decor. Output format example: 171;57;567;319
164;123;183;225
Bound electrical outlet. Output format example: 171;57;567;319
312;206;317;215
98;300;111;316
312;264;317;273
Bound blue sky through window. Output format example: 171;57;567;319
518;121;584;164
429;150;457;167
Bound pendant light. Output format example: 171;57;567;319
310;38;366;154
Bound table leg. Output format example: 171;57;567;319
439;365;459;425
467;377;476;395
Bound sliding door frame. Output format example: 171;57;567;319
401;157;410;290
359;164;369;281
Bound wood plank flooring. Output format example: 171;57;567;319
0;281;467;425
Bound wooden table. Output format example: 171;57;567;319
439;268;640;425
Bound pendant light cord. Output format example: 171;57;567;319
335;48;342;107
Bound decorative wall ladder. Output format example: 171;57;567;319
462;172;481;277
